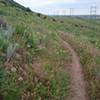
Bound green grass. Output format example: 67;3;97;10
0;0;100;100
59;32;100;100
0;0;71;99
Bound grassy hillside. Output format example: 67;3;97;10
0;0;100;100
54;17;100;100
0;0;71;100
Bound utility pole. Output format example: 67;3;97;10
70;8;74;16
90;5;97;19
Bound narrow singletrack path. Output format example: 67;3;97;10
58;33;88;100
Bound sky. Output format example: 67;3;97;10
14;0;100;15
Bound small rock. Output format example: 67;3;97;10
11;67;16;72
18;77;23;81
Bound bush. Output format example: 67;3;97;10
37;13;41;17
26;8;31;12
0;27;19;62
0;17;7;29
15;25;25;36
0;10;8;16
0;27;13;46
0;29;9;52
26;33;42;55
0;1;7;6
6;43;19;61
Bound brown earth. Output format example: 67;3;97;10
58;33;88;100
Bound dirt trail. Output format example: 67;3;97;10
58;34;88;100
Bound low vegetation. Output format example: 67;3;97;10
0;0;71;99
0;0;100;100
59;32;100;100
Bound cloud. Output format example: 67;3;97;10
14;0;100;15
14;0;79;8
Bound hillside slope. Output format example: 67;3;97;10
0;0;100;100
0;0;71;100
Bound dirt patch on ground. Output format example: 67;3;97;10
58;33;88;100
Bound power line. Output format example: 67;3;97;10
70;8;74;16
90;6;96;15
90;5;97;19
41;6;100;16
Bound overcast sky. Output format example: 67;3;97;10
14;0;100;15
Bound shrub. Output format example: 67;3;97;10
0;17;7;29
37;13;41;17
6;43;19;61
0;26;12;44
52;18;56;22
0;0;7;6
15;25;25;36
0;29;9;52
0;10;8;16
43;16;47;19
26;33;42;55
26;34;38;48
26;7;31;12
3;26;14;39
0;26;18;61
